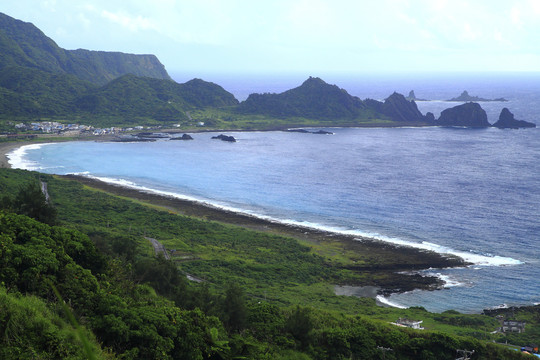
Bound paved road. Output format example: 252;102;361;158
145;236;170;260
144;237;205;282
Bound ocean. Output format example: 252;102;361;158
9;73;540;313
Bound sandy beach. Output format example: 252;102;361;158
0;141;23;168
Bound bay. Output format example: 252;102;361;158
11;125;540;313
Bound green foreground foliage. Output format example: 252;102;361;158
0;167;537;359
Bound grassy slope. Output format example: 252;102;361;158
10;170;523;342
1;167;538;358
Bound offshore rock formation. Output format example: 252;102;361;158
436;102;490;127
170;134;194;140
405;90;427;101
212;134;236;142
492;108;536;129
447;90;507;102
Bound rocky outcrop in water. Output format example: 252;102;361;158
405;90;427;101
170;134;194;140
492;108;536;129
212;134;236;142
436;102;490;127
447;90;507;102
286;129;334;134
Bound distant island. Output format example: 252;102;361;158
447;90;508;102
405;90;508;102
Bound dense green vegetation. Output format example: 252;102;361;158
0;167;537;359
1;11;539;358
237;77;372;121
0;12;170;86
76;74;238;124
0;12;422;131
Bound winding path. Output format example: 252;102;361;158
145;236;170;260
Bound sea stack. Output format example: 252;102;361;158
492;108;536;129
436;102;490;127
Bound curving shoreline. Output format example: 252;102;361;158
2;139;467;297
62;173;467;296
0;141;23;168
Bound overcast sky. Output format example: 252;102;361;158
2;0;540;78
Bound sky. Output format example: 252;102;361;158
2;0;540;78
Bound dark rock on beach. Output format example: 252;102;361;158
170;134;194;140
212;134;236;142
492;108;536;129
436;102;490;127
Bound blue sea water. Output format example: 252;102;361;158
10;73;540;313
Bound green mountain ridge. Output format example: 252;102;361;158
0;11;434;128
237;76;369;120
76;74;238;122
2;11;525;130
0;12;171;85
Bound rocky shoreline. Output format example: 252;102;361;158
1;138;467;298
62;174;467;297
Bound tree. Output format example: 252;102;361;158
285;306;313;349
221;283;247;333
10;181;57;225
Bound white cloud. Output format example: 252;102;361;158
100;10;156;32
510;7;523;27
3;0;540;72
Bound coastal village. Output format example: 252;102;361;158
9;121;168;137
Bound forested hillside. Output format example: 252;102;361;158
0;12;170;85
0;168;533;359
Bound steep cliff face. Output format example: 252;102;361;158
0;12;171;85
365;92;433;124
382;92;431;123
492;108;536;129
436;102;490;127
67;49;170;85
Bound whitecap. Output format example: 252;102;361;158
74;173;523;269
376;295;408;309
8;143;56;170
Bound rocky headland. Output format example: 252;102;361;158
365;92;435;124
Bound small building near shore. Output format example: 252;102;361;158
501;320;526;333
392;318;424;330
